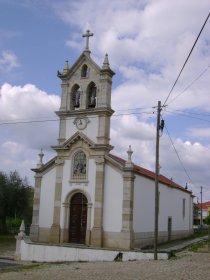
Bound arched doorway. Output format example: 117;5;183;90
69;193;87;244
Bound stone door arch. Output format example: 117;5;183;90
69;192;87;244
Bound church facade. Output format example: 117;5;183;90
30;31;193;250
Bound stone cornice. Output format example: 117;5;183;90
55;107;114;117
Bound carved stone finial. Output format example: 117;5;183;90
63;60;69;74
102;53;110;69
37;148;44;168
82;30;94;51
125;145;134;168
18;220;26;238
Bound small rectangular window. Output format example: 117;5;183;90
182;198;186;218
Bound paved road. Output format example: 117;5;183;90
0;259;23;271
0;250;210;280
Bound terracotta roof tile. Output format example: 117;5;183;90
109;154;191;194
197;201;210;209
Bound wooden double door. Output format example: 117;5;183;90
69;193;87;244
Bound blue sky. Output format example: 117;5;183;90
0;0;210;202
0;1;70;93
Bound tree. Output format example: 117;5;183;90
0;171;34;233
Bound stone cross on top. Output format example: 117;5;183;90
82;30;94;51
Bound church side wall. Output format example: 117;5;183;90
103;164;123;247
133;176;155;232
133;175;193;248
38;167;56;241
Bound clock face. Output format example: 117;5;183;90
75;117;88;130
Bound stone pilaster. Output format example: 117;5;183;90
30;174;42;241
58;117;66;144
50;158;64;243
86;203;92;245
121;164;135;249
97;115;111;145
59;82;69;111
91;156;105;247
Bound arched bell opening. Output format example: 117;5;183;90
87;82;97;108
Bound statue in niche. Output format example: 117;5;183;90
74;89;80;108
74;162;86;175
81;64;88;78
88;86;96;108
73;151;86;177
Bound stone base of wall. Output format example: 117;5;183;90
103;230;133;250
16;238;169;262
134;229;193;249
30;226;193;251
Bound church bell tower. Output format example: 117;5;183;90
55;30;115;154
51;30;115;246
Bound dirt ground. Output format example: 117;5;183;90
1;236;210;280
0;236;16;258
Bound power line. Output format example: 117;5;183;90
166;109;210;117
0;110;155;126
164;109;210;123
1;105;210;127
164;123;195;186
0;119;58;126
166;65;210;106
163;13;210;106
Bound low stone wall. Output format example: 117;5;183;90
15;237;169;262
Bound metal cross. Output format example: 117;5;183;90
82;30;94;50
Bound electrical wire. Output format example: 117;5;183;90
163;13;210;106
164;109;210;123
0;119;58;126
166;65;210;106
0;109;155;126
164;123;195;186
1;106;210;126
166;108;210;117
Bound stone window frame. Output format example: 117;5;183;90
70;149;89;183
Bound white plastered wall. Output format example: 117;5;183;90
158;183;192;232
39;168;56;228
133;174;193;233
103;163;123;232
133;176;155;232
65;116;99;143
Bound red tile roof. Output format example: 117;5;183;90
109;154;191;194
197;201;210;210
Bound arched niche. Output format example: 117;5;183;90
87;82;97;108
81;64;88;78
71;84;81;110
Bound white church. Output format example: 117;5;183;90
30;30;193;250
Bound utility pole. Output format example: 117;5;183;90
200;186;203;228
154;100;162;260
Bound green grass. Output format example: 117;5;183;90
192;231;208;238
0;234;16;243
189;241;208;252
0;264;43;273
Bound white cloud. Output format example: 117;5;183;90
0;83;60;183
0;50;20;72
0;83;59;120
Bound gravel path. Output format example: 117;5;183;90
1;250;210;280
